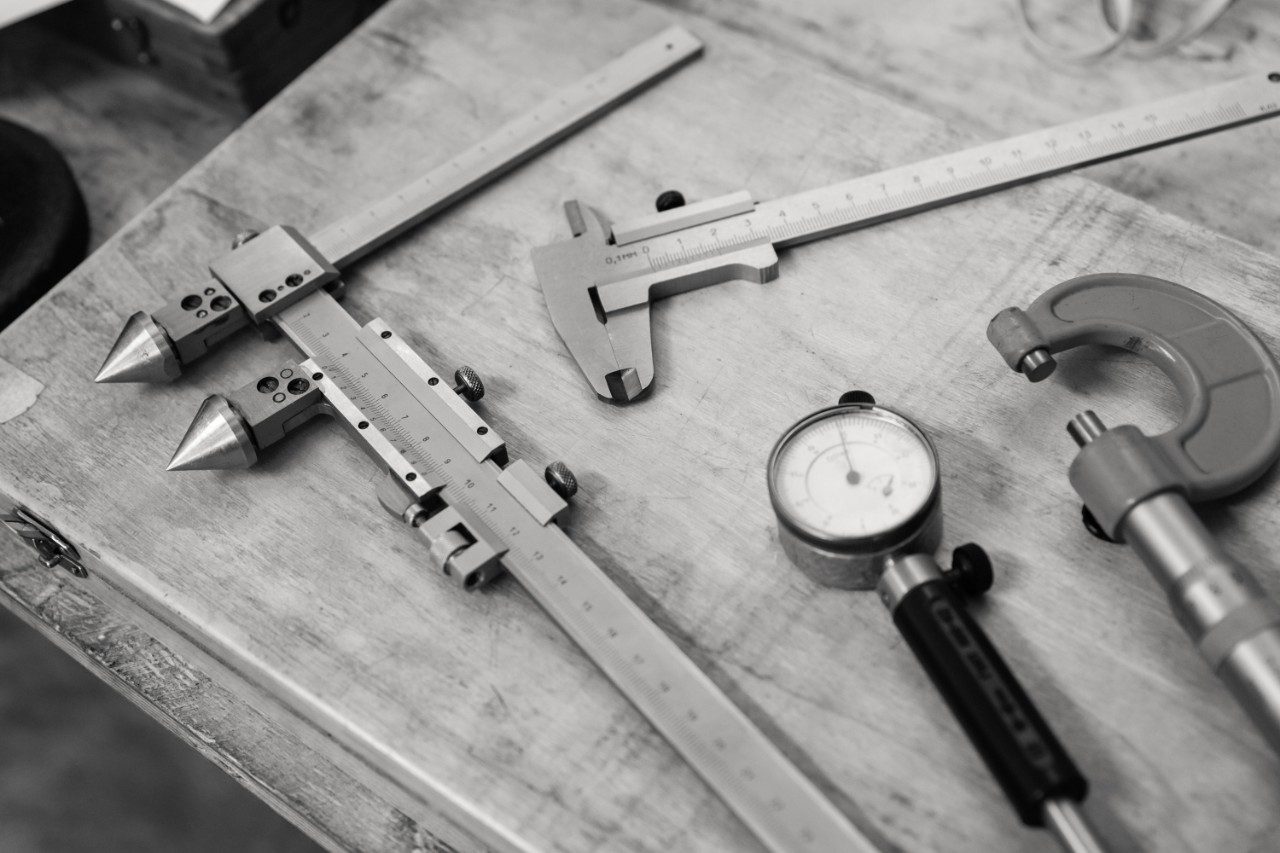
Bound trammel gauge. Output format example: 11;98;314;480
533;72;1280;402
95;29;881;852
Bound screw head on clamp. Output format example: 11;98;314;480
545;461;578;500
452;366;484;402
655;189;686;212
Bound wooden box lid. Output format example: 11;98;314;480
3;0;1278;849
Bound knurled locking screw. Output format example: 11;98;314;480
544;461;578;500
946;543;994;596
655;189;685;212
452;366;484;402
232;230;260;249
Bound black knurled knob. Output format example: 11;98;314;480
545;461;578;500
949;543;994;596
452;366;484;402
655;190;686;212
838;390;876;406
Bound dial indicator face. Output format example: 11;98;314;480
771;407;938;542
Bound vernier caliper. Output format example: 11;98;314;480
532;72;1280;402
94;30;882;852
988;273;1280;757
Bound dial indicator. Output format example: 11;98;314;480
770;406;937;543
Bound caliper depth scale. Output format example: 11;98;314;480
96;28;882;852
533;71;1280;402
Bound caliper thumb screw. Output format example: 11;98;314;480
655;189;686;212
947;543;994;596
452;366;484;401
545;461;578;500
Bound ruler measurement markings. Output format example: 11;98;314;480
280;304;865;850
312;26;703;268
628;84;1275;277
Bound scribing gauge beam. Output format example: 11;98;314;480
532;72;1280;402
988;273;1280;756
93;31;888;852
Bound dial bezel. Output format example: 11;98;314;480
767;403;941;554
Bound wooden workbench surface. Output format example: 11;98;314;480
3;1;1280;850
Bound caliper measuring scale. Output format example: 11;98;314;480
96;29;881;852
534;71;1280;402
768;392;1108;853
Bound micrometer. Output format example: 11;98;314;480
988;273;1280;756
94;29;884;852
532;72;1280;402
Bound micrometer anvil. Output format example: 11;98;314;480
988;273;1280;757
532;72;1280;402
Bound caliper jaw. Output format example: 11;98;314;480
168;337;576;593
167;361;328;471
96;226;343;384
532;199;778;403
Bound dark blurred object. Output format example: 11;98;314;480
41;0;388;112
0;117;89;329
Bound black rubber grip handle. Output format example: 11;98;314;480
892;579;1087;826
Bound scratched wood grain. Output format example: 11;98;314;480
2;0;1280;850
0;22;430;853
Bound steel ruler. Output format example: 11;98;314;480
275;292;876;852
533;71;1280;401
97;25;880;852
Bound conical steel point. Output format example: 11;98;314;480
95;312;180;383
167;395;257;471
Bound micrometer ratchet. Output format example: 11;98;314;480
988;273;1280;756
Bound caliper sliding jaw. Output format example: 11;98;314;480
166;332;572;593
96;227;347;385
532;192;777;402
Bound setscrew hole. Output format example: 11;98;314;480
287;378;309;394
211;296;231;311
181;295;202;310
427;377;439;386
257;377;279;393
312;372;323;380
381;331;392;339
405;472;417;481
259;289;276;303
286;273;303;287
477;426;488;435
1270;72;1280;82
358;421;369;429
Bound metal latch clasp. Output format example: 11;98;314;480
2;507;87;578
